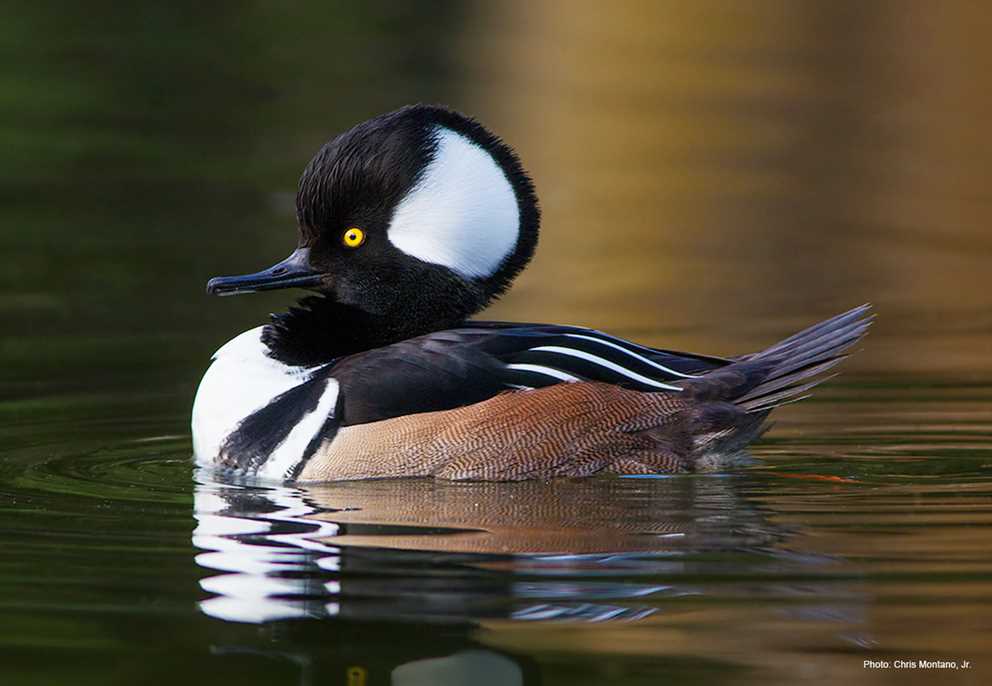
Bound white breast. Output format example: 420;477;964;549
191;327;316;466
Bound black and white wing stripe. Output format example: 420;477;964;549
496;330;710;391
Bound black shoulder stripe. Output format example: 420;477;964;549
218;376;330;474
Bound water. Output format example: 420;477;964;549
2;3;991;684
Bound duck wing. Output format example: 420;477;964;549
328;322;729;426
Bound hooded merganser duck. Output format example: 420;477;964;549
192;104;872;482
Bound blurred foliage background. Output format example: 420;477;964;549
1;0;989;408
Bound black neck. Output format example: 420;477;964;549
261;296;468;367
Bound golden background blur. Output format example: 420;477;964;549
467;1;991;374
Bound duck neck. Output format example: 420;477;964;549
261;295;472;367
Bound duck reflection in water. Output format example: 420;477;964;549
194;470;780;623
193;469;872;684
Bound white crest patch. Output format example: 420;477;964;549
387;127;520;279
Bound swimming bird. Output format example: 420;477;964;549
192;104;871;482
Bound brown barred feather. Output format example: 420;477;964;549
299;382;695;481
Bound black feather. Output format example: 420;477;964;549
327;323;732;425
684;305;873;411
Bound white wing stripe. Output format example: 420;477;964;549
563;334;701;378
527;346;684;391
506;363;580;383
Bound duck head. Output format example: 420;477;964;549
207;105;539;364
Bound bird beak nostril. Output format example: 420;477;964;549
271;267;288;276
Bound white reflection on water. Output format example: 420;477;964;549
194;474;341;622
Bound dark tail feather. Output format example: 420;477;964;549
684;305;873;412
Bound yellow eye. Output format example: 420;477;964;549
342;227;366;248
